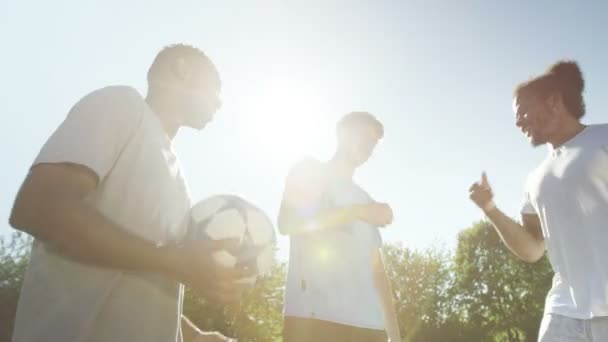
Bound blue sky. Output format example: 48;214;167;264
2;1;607;260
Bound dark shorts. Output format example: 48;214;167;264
283;316;387;342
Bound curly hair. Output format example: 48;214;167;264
514;60;586;119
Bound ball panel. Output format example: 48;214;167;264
245;209;275;245
204;209;247;240
188;194;277;287
191;196;228;222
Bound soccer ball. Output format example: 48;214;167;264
187;194;276;285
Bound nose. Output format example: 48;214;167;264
515;113;526;128
216;97;222;111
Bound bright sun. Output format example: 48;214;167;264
239;76;331;165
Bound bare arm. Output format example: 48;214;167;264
9;163;175;274
277;159;393;236
372;249;401;342
485;208;545;263
278;201;366;236
9;163;246;304
469;172;545;263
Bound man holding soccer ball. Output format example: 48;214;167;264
9;44;242;342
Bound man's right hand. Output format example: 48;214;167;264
469;172;495;212
164;239;251;305
355;202;394;227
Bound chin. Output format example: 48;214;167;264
528;135;546;147
190;118;212;130
352;156;370;167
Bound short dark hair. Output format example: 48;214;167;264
515;60;586;119
147;44;220;88
336;111;384;138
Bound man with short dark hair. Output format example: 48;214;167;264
9;44;240;342
278;111;401;342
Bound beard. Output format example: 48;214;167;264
527;129;548;147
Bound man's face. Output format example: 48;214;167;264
177;69;222;130
340;125;381;167
513;94;558;147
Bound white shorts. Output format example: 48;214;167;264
539;314;608;342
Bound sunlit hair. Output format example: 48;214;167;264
336;111;384;139
514;60;586;119
147;43;220;88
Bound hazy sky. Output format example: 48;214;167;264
2;0;607;260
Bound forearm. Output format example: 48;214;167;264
485;207;544;263
278;204;362;235
11;197;175;276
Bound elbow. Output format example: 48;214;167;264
9;203;30;233
9;196;54;239
521;253;544;264
10;186;38;233
8;211;20;231
519;244;545;263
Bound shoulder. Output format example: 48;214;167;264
76;85;143;105
69;85;145;124
587;123;608;140
589;123;608;130
283;157;327;206
286;157;326;184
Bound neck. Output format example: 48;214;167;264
145;92;179;140
548;117;586;149
328;152;356;179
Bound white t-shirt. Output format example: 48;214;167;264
12;86;192;342
283;170;385;330
521;123;608;319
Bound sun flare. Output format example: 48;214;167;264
239;76;331;164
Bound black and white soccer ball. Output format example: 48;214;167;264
187;194;276;285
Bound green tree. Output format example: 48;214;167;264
452;221;553;342
383;243;465;342
0;232;32;342
183;263;286;341
0;223;559;342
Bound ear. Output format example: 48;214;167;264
336;127;349;146
171;57;191;83
546;93;564;113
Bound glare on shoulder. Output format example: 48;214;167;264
285;157;327;208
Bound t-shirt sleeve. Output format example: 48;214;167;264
33;86;143;181
283;157;326;218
